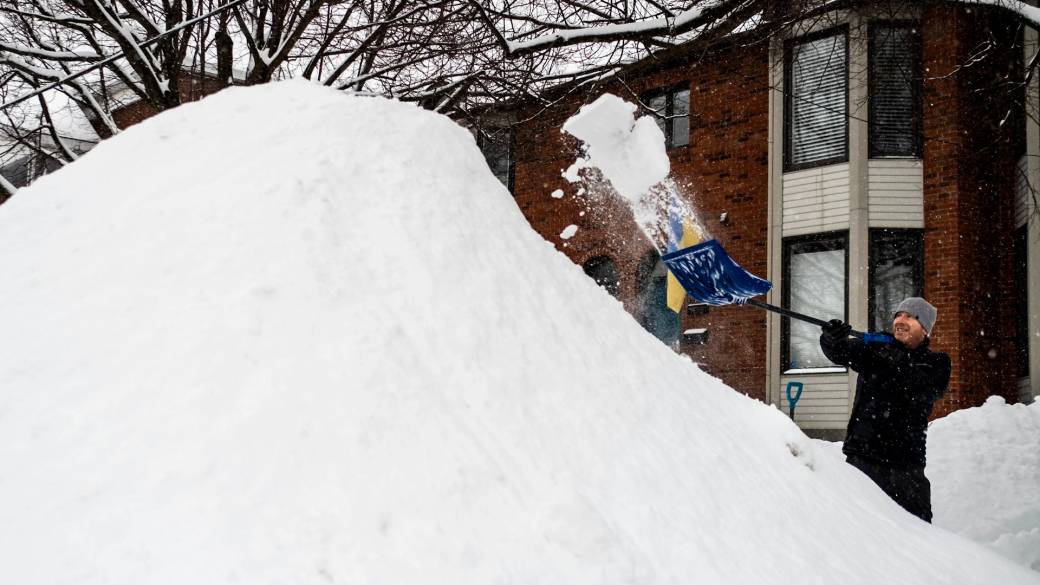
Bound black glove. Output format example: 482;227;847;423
821;319;852;344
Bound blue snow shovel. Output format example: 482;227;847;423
661;239;892;343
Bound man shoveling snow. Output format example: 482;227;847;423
559;93;1031;538
821;297;951;522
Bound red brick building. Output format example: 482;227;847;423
88;72;230;137
485;2;1040;438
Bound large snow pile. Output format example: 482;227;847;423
0;80;1036;585
929;396;1040;570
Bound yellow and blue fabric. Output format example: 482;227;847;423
665;197;701;313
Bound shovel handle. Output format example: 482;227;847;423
744;299;866;339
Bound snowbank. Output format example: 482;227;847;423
929;396;1040;571
0;80;1036;584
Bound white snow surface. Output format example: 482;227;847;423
0;80;1037;585
929;396;1040;571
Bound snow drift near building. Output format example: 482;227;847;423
930;396;1040;571
0;80;1035;585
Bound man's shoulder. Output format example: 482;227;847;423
916;346;952;390
913;339;948;362
921;347;950;366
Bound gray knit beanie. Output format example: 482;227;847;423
895;297;937;336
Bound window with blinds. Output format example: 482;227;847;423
785;29;848;170
869;24;922;158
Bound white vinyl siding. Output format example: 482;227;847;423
868;159;923;227
1016;155;1032;228
778;374;850;428
782;163;851;235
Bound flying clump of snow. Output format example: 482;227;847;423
0;80;1037;585
560;224;579;240
561;94;704;251
929;396;1040;571
562;93;670;200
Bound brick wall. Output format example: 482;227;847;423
513;42;772;400
105;74;228;132
674;44;771;397
922;4;1022;416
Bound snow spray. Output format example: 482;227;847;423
560;93;708;254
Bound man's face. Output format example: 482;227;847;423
893;311;927;349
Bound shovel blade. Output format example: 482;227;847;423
661;239;772;306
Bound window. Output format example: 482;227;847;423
785;29;849;170
869;24;922;158
868;229;924;333
636;253;680;347
782;232;848;371
1015;226;1029;377
684;329;710;345
0;152;60;190
0;156;29;195
477;128;514;193
582;256;621;298
645;86;690;149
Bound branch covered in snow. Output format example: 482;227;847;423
503;0;754;56
0;42;102;62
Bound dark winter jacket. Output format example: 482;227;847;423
820;334;951;469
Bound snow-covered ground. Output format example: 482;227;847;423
0;80;1037;584
814;396;1040;573
929;396;1040;571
